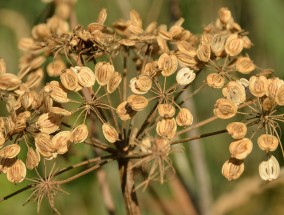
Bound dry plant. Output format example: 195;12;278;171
0;1;283;214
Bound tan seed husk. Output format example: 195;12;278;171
229;138;253;160
72;124;89;143
156;118;177;139
102;123;119;143
222;158;244;181
157;104;176;118
226;122;247;139
0;144;21;159
259;155;280;181
257;134;279;152
213;98;237;119
26;147;40;170
176;108;193;126
77;66;96;87
60;68;79;91
6;159;26;183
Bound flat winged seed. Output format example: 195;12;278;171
46;59;66;77
229;138;253;160
275;84;284;106
197;44;211;62
218;7;232;24
26;147;40;170
158;104;176;118
259;155;280;181
116;101;135;121
225;34;243;56
222;158;244;180
226;122;247;139
72;124;89;143
35;132;54;159
158;53;178;77
50;107;71;116
236;56;255;74
45;81;69;103
107;72;122;93
267;78;284;99
52;131;72;155
213;98;237;119
257;134;279;152
96;8;107;25
102;123;119;143
0;144;20;158
95;62;114;86
176;67;196;85
6;159;26;183
60;69;79;91
249;76;268;97
37;113;60;134
211;34;228;56
0;132;5;146
77;66;96;87
0;73;21;91
176;108;193;126
207;73;225;88
176;41;197;57
127;95;148;111
222;81;246;105
156;118;177;139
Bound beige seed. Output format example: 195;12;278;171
102;123;119;143
0;73;21;91
46;59;66;77
50;107;71;116
60;68;79;91
175;51;197;68
129;74;152;94
52;131;72;155
267;78;284;99
107;72;122;93
236;56;255;74
249;76;268;98
222;81;246;105
259;155;280;181
176;41;197;57
226;122;247;139
116;101;135;121
26;147;40;170
176;108;193;126
36;113;60;134
156;118;177;139
0;132;5;146
96;8;107;25
229;138;253;160
72;124;89;143
222;158;244;180
213;98;237;119
77;66;96;87
157;104;176;118
225;34;244;56
218;7;232;24
95;62;114;86
197;44;211;62
275;84;284;106
158;53;178;77
0;144;21;159
127;95;148;111
35;132;54;159
211;33;228;56
44;81;69;103
176;67;196;85
6;159;26;183
207;73;225;88
140;137;152;153
262;98;274;112
257;134;279;152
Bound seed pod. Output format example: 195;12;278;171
0;73;21;91
197;44;211;62
50;107;71;116
207;73;225;88
102;123;119;143
96;8;107;25
257;134;279;152
47;16;69;35
259;155;280;181
176;41;197;57
267;78;284;99
140;137;152;153
107;72;122;93
142;61;159;77
72;124;89;143
157;36;169;53
176;51;197;68
52;131;72;155
95;62;114;86
127;95;148;111
213;98;237;119
20;91;34;109
60;69;79;91
158;53;178;77
236;56;255;74
130;10;142;27
222;158;244;180
0;144;20;159
26;147;40;170
30;56;45;69
6;159;26;183
275;84;284;106
262;98;274;112
218;7;232;24
176;67;196;85
44;81;69;103
36;113;60;134
242;36;252;49
229;138;253;160
222;81;246;105
129;75;152;94
0;132;5;146
128;25;144;35
116;101;135;121
14;111;30;133
154;138;170;155
226;122;247;139
211;33;228;56
158;104;176;118
156;118;177;139
225;34;243;56
46;59;66;77
77;66;96;87
176;108;193;126
55;3;71;20
35;132;54;159
249;76;268;98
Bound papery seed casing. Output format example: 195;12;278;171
6;159;26;183
257;134;279;152
229;138;253;160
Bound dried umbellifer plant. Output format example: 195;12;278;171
0;1;283;214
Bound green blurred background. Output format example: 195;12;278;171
1;0;284;215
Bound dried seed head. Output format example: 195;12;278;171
44;81;69;103
46;59;66;77
35;132;54;159
275;84;284;106
156;118;177;139
107;71;122;93
102;123;119;143
36;113;61;134
249;76;268;97
77;66;96;87
207;73;225;88
60;68;79;91
154;138;171;156
129;74;152;94
222;158;244;180
211;33;228;56
0;73;21;91
50;107;71;116
259;155;280;181
72;124;89;143
197;44;211;62
236;56;255;74
176;108;193;127
226;122;247;139
127;95;148;111
116;101;135;121
225;34;244;56
52;131;72;155
229;138;253;160
222;81;246;105
26;147;40;170
158;104;176;118
95;62;114;86
176;67;196;85
218;7;232;24
213;98;238;119
257;134;279;152
158;53;178;77
0;144;21;159
6;159;26;183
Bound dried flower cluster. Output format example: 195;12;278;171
0;2;282;214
